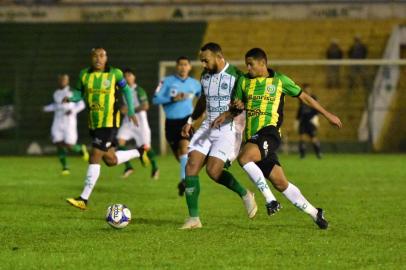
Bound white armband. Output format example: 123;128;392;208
187;117;193;125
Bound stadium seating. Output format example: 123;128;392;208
202;19;406;143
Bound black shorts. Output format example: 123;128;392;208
165;116;190;153
299;121;317;137
247;125;281;176
89;128;118;152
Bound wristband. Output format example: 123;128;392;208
187;117;193;125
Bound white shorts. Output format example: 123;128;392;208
188;124;242;163
117;121;151;148
51;124;78;145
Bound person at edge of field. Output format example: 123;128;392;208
117;68;159;179
152;56;201;196
65;47;148;210
43;74;89;175
296;83;322;159
179;42;257;229
213;48;343;229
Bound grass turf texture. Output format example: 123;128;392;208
0;154;405;269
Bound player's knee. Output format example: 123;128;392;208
205;166;221;181
186;160;198;175
238;153;253;167
103;156;117;167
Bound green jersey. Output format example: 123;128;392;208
232;69;302;140
73;66;134;130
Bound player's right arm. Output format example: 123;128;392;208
64;69;86;103
181;92;206;138
152;78;172;105
42;103;55;112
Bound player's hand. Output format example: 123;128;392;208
232;100;245;110
211;113;227;129
326;113;342;128
181;123;193;138
129;115;138;127
172;93;185;102
62;97;70;103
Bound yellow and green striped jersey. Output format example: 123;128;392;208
75;66;127;130
232;69;302;140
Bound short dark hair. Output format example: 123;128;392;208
200;42;223;54
245;48;267;63
91;46;106;54
176;56;190;64
123;68;135;76
302;83;310;89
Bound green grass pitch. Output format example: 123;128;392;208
0;154;405;269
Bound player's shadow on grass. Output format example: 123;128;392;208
135;217;179;227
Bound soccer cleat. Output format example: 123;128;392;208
61;169;70;176
266;200;282;216
151;168;159;180
66;197;87;210
179;217;202;230
122;167;134;178
242;190;258;219
177;180;186;197
138;147;150;167
315;208;328;229
81;144;89;162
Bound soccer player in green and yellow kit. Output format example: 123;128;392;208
66;47;147;210
213;48;342;229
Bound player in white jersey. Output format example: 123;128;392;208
117;68;159;179
43;74;89;175
179;42;257;229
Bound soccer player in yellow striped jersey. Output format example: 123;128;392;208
66;47;147;210
213;48;342;229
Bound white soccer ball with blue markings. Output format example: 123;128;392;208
106;204;131;229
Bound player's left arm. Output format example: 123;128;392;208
116;69;138;126
135;87;149;113
298;92;341;128
280;74;342;128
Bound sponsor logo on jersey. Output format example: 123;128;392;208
208;105;229;112
203;74;210;80
90;103;104;111
103;79;111;88
266;85;276;95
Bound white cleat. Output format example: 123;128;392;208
179;217;202;230
242;190;258;219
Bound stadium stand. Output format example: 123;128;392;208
202;19;406;145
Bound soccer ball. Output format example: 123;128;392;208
106;204;131;229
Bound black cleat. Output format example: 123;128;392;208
315;208;328;229
266;200;281;216
177;180;186;197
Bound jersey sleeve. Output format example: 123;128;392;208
70;69;86;102
232;76;245;102
114;68;127;89
152;78;172;105
280;73;302;97
137;86;149;103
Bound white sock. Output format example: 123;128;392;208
242;162;276;203
282;183;318;220
116;150;140;165
80;164;101;200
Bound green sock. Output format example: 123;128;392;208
185;175;200;217
218;170;247;197
147;149;158;171
70;144;82;154
118;145;133;170
57;147;68;170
